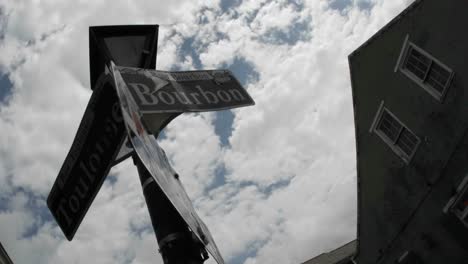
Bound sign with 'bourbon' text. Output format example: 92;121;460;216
116;67;255;113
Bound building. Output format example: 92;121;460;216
0;242;13;264
349;0;468;263
301;240;356;264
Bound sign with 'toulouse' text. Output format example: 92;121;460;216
47;74;126;241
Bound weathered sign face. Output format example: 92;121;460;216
112;63;226;264
47;74;126;240
117;66;255;113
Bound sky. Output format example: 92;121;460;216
0;0;414;263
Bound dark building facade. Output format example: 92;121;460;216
349;0;468;263
302;240;356;264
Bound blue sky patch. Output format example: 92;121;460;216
0;196;9;212
220;0;242;12
179;36;203;69
230;238;270;264
263;178;291;196
12;190;54;239
0;72;13;105
0;7;8;42
211;57;259;147
329;0;353;11
213;110;234;147
129;221;153;238
257;19;312;46
229;246;259;264
357;0;374;11
225;57;259;85
207;163;227;192
177;31;229;71
329;0;374;12
106;173;118;186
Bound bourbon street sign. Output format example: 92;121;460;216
47;74;126;240
115;67;255;134
112;63;226;264
118;67;254;112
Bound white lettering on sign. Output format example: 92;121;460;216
54;99;123;229
57;109;95;189
127;82;246;107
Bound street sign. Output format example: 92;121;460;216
112;63;225;264
118;66;255;112
48;25;160;240
115;66;255;134
47;74;126;240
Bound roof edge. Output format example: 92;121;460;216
348;54;361;261
348;0;423;59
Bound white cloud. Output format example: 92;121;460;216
0;0;415;263
159;112;222;199
249;0;302;35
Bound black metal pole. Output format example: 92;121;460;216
132;153;208;264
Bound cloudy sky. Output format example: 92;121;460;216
0;0;413;263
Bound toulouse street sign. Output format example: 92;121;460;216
47;75;126;240
47;25;159;241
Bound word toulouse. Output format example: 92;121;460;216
54;100;122;227
48;78;126;239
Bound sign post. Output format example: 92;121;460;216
134;155;208;263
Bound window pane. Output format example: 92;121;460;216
404;47;431;80
426;62;451;94
396;128;419;157
377;111;402;142
398;41;454;101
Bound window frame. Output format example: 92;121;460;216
394;35;454;102
370;101;421;164
443;175;468;227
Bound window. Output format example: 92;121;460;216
395;35;454;101
370;101;420;163
444;175;468;227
